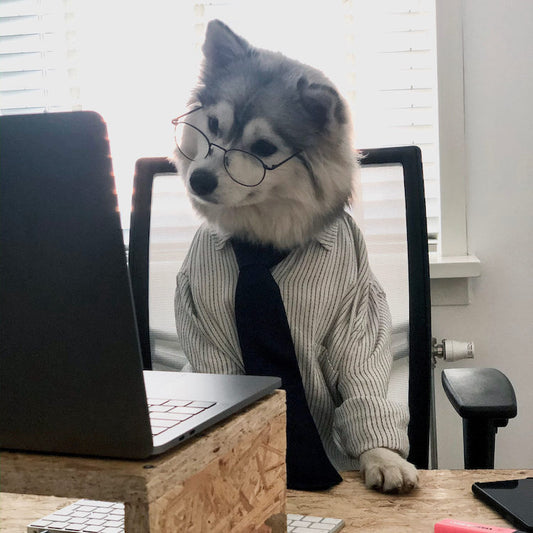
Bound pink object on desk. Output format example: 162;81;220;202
435;519;525;533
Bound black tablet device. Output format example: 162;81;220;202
472;478;533;532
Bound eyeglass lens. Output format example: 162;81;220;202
224;150;265;186
175;122;266;186
175;123;209;161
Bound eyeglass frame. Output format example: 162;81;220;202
171;107;301;187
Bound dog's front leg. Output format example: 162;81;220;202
359;447;419;493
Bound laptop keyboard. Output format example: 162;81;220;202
27;501;344;533
147;397;216;436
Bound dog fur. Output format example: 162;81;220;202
175;20;355;250
173;19;418;493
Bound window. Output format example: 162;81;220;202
0;0;80;114
1;0;442;254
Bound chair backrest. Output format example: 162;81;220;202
356;146;432;469
129;158;186;371
128;146;433;468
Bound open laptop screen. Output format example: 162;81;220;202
0;111;153;457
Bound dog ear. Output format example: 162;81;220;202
297;77;347;131
202;20;250;69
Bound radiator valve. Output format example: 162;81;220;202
432;338;474;362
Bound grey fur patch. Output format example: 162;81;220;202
297;77;347;131
196;21;346;144
202;20;250;72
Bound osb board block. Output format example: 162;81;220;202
0;452;148;502
288;469;533;533
144;390;286;503
145;406;286;532
0;390;286;504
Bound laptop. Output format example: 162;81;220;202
0;111;280;459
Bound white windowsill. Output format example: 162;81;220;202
429;253;481;279
429;254;481;307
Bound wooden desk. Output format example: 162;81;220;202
0;391;286;533
2;469;530;532
288;469;533;532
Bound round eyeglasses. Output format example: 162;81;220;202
172;110;301;187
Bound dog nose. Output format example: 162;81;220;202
189;169;218;196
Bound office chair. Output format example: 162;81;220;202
357;146;516;469
128;147;516;470
128;158;186;372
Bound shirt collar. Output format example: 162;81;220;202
211;218;339;252
315;221;338;251
212;229;232;251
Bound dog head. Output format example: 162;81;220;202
172;20;357;248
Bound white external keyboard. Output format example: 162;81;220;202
27;499;345;533
287;513;345;532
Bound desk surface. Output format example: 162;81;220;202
2;469;531;532
288;469;533;532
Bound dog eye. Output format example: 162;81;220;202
208;116;219;135
251;140;278;158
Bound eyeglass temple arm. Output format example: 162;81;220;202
265;151;302;171
171;106;203;125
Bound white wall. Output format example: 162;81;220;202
433;0;533;469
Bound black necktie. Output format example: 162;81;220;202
232;238;342;491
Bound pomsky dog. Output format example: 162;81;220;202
173;19;418;493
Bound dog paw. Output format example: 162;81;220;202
359;447;419;494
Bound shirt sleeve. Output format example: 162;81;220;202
174;228;244;375
327;225;410;460
175;271;243;374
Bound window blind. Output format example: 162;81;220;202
0;0;440;250
348;0;441;247
0;0;80;115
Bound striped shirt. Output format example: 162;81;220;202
174;211;409;470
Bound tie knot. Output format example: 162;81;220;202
231;239;289;270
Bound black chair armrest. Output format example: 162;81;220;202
441;368;517;420
441;368;517;469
